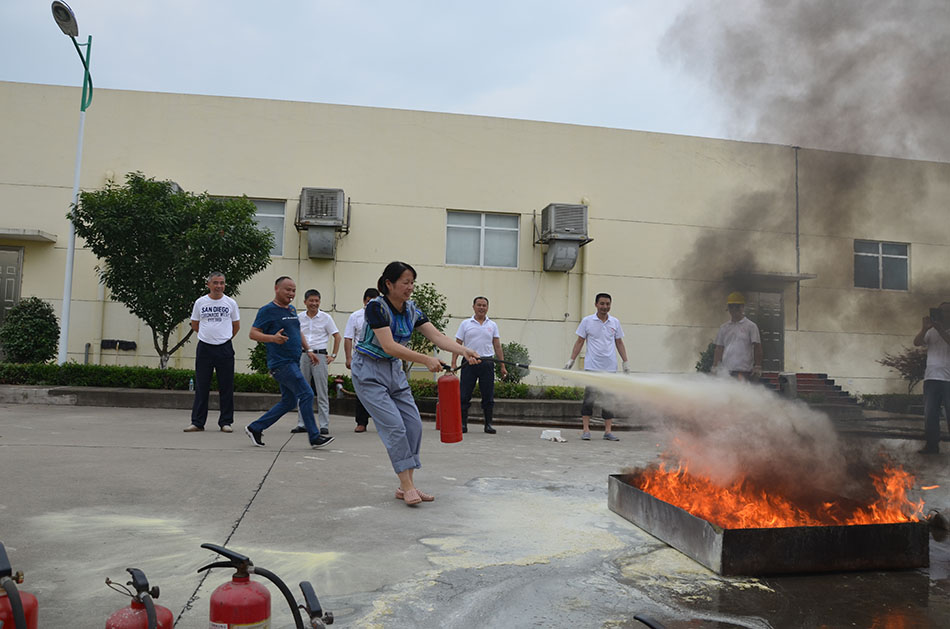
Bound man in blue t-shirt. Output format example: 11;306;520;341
244;276;334;449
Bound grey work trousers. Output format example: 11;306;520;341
351;352;422;474
298;351;330;431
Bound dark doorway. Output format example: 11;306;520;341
744;291;784;372
0;247;23;327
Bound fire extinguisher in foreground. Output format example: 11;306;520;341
0;542;39;629
105;568;174;629
437;364;463;443
198;543;314;629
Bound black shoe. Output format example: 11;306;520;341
290;426;307;433
320;427;330;435
244;425;265;447
484;425;496;434
918;446;940;454
311;435;335;449
461;425;468;433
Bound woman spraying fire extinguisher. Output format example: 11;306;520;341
351;261;480;506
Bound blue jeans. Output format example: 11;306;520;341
249;362;319;443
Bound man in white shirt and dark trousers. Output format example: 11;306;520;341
294;289;342;435
453;296;507;434
344;287;380;432
566;293;629;441
185;272;240;433
711;292;762;381
914;302;950;454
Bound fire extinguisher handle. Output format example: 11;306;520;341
195;560;234;574
200;543;251;566
0;541;12;578
299;581;324;616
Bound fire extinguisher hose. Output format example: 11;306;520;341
139;593;158;629
1;578;27;629
251;566;307;629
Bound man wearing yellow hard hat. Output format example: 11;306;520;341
711;292;762;381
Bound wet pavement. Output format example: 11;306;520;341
0;403;948;628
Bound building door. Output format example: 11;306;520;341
0;247;23;327
744;291;783;372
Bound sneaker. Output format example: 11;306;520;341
311;435;335;449
603;432;619;441
183;425;204;432
581;431;591;440
219;425;233;433
320;427;330;435
244;425;265;447
290;426;307;434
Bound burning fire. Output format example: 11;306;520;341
632;462;925;529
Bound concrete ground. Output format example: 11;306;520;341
1;403;949;628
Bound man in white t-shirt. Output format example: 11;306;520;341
565;293;629;442
185;272;240;432
452;296;507;434
712;292;762;381
913;302;950;454
294;289;342;435
343;287;380;432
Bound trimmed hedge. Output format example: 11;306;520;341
860;393;923;414
0;362;584;401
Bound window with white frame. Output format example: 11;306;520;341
251;199;286;257
445;211;519;268
854;240;908;290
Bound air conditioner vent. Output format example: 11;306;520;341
298;188;344;227
540;203;587;241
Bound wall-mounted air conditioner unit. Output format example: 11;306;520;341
539;203;588;242
297;188;345;259
297;188;345;228
537;203;591;271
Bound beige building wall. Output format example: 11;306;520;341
1;81;948;394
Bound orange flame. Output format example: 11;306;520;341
632;463;924;529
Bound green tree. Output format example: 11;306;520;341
71;172;274;368
878;346;927;394
696;342;716;373
498;341;530;383
0;297;60;363
404;282;448;374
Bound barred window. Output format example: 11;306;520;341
446;211;519;268
854;240;908;290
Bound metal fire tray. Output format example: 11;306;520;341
608;474;929;576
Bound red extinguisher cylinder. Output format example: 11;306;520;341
209;575;270;626
0;588;39;629
438;372;463;443
105;599;174;629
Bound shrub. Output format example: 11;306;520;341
0;297;60;363
877;346;927;394
861;393;923;414
249;342;268;374
695;342;716;373
498;341;530;384
543;385;584;400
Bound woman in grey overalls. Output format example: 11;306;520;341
351;261;480;506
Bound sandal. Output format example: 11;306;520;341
395;488;434;502
400;488;423;505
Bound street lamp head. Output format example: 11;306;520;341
51;1;79;38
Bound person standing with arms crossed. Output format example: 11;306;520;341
185;272;240;433
293;289;342;436
344;287;380;433
452;296;507;434
565;293;629;442
351;261;480;506
244;276;334;449
913;302;950;455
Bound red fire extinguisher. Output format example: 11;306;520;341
0;542;38;629
105;568;174;629
198;543;308;629
438;365;463;443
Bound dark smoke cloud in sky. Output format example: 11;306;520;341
662;0;950;163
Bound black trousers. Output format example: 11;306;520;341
355;397;370;426
191;339;235;427
923;379;950;449
459;361;495;425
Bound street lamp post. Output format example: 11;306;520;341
51;1;93;364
